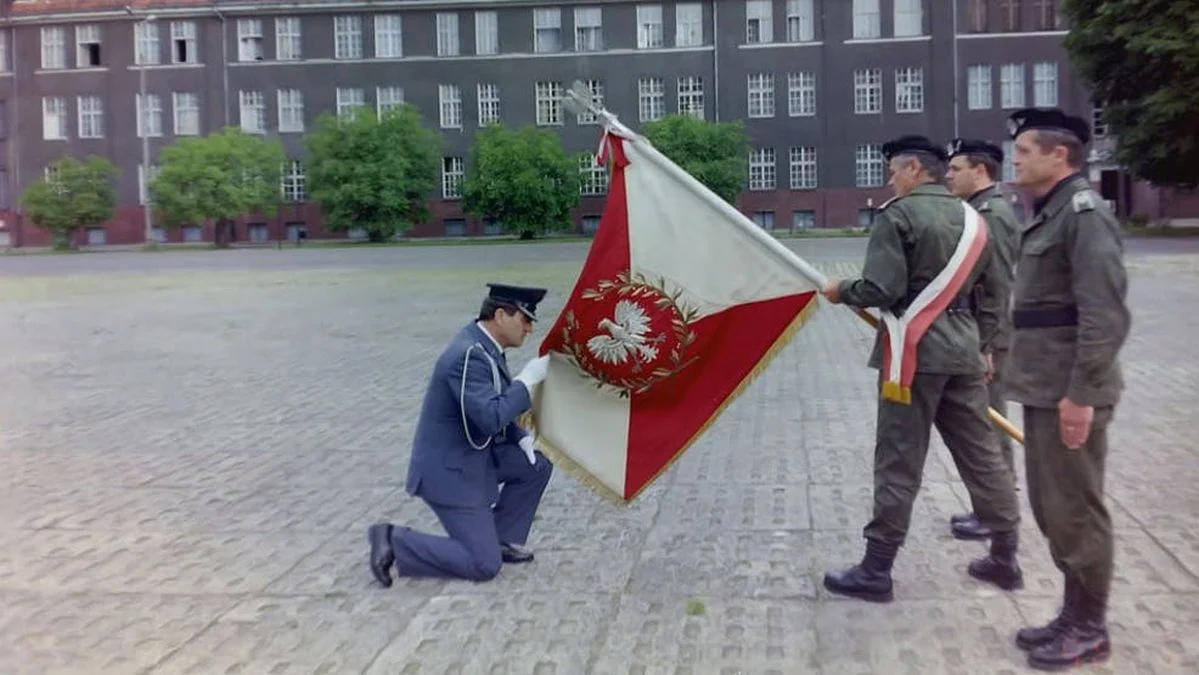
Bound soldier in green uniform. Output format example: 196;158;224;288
1003;108;1130;671
820;135;1023;603
943;138;1022;541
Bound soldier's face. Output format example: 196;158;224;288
945;156;979;198
1013;131;1054;187
887;158;920;196
495;309;534;348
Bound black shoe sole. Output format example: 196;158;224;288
1027;644;1111;671
951;527;993;541
1015;633;1059;652
823;577;894;603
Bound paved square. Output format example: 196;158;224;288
1;239;1196;674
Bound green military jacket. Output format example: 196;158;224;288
1004;174;1131;409
838;183;1007;376
967;184;1020;353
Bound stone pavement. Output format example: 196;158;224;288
0;239;1196;674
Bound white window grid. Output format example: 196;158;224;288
893;0;923;37
1034;61;1058;106
748;148;776;191
575;7;603;52
237;19;263;61
276;17;302;60
969;0;987;32
854;68;881;114
75;24;101;68
239;90;265;133
41;27;66;69
637;77;665;122
171;21;198;63
1002;140;1016;182
636;4;664;49
855;144;884;187
42;97;67;140
0;32;8;72
787;72;816;117
281;160;306;202
173;92;200;135
852;0;881;39
677;76;704;120
533;8;562;53
377;86;404;116
579;153;609;196
475;11;498;55
137;93;163;137
334;15;363;59
437;13;460;56
277;89;304;132
374;14;402;58
477;84;501;125
1034;0;1060;30
77;96;103;139
336;88;364;120
786;0;815;42
967;65;992;110
746;0;773;44
1000;63;1025;109
134;21;160;65
536;81;564;125
895;67;923;113
576;80;604;124
442;157;464;199
675;3;702;47
747;73;774;118
789;146;817;189
439;84;463;128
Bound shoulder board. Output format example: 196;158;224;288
977;200;993;213
1072;190;1097;213
877;195;902;211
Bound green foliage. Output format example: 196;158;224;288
461;123;581;238
304;104;442;242
1063;0;1199;187
642;114;750;205
150;127;286;246
20;156;118;250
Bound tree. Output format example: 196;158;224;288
461;123;581;239
150;127;286;247
643;114;750;205
305;104;442;242
1063;0;1199;188
20;156;118;250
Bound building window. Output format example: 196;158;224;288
1000;63;1025;109
134;21;160;65
1092;105;1107;139
579;153;609;196
999;0;1019;32
439;84;463;128
0;32;8;72
637;77;665;122
276;17;302;60
334;16;363;59
77;96;104;139
747;73;774;118
854;69;881;114
1033;62;1058;106
86;228;107;246
336;88;365;120
239;91;265;133
484;218;504;235
967;65;992;109
237;19;263;61
42;97;67;140
171;21;198;64
677;76;704;120
785;0;815;42
1001;140;1015;182
442;157;464;199
855;144;884;187
637;4;664;49
752;211;775;230
576;80;604;124
1033;0;1061;30
893;0;923;37
41;27;66;69
789;146;817;189
374;14;402;58
277;89;304;132
443;219;467;237
574;7;603;51
792;210;815;229
173;92;200;135
75;24;102;67
852;0;881;39
377;86;404;116
745;0;773;44
968;0;988;32
0;169;7;210
138;164;160;204
748;148;775;191
137;94;163;137
281;160;306;202
246;223;269;243
285;223;307;241
475;11;498;55
477;83;500;125
676;3;702;47
535;81;564;126
581;215;601;235
533;8;562;53
895;67;923;113
182;225;203;242
787;72;816;117
436;13;460;56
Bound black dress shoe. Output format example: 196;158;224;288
368;523;395;587
501;542;534;564
952;514;993;540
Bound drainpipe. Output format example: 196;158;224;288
951;0;960;136
711;0;719;122
213;4;229;126
6;9;21;246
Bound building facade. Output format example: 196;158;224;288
0;0;1180;248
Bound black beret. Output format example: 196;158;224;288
946;138;1004;164
882;135;948;162
486;283;547;321
1006;107;1091;144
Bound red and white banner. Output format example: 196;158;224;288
529;128;821;502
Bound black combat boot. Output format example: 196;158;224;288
823;539;899;603
951;512;992;540
1016;576;1078;650
967;529;1023;590
1027;583;1111;671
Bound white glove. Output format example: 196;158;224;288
514;354;550;390
518;435;538;465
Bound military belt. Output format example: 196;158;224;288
1011;305;1079;329
901;290;974;313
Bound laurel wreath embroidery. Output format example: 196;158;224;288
559;270;700;398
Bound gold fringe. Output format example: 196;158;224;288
881;380;912;405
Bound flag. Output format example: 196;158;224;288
527;127;822;502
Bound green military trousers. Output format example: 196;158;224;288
1023;405;1115;599
864;371;1021;546
988;348;1016;478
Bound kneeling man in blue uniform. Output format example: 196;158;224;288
367;283;554;585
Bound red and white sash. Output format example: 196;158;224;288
880;202;989;404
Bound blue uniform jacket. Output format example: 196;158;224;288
405;322;532;508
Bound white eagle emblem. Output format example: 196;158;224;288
586;300;665;369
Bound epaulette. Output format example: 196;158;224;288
1072;190;1097;213
977;200;993;213
876;195;902;211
